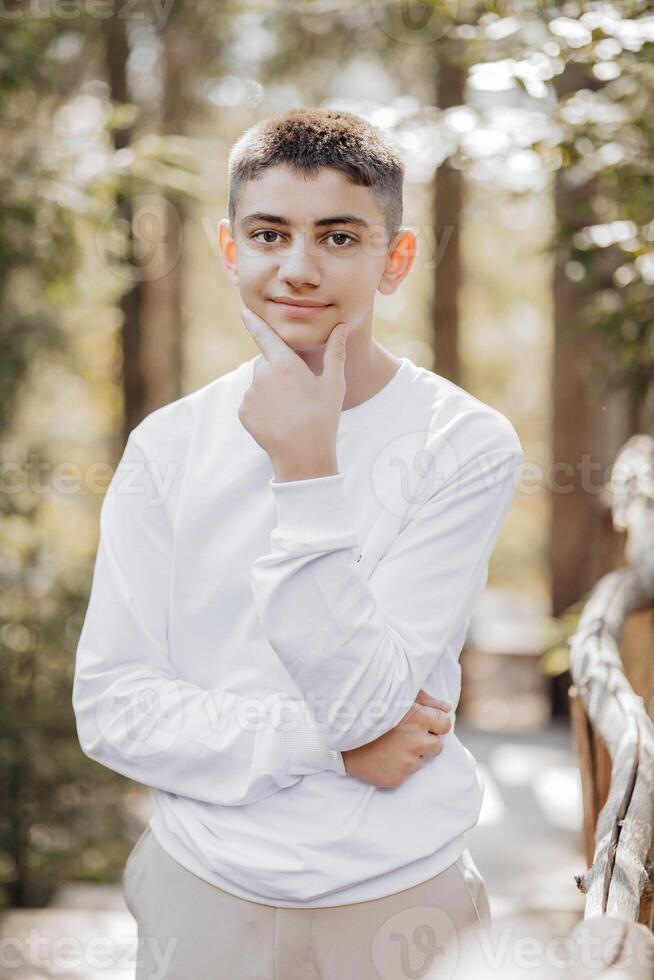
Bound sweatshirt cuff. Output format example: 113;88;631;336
268;473;359;550
277;702;347;776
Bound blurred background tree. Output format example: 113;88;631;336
1;0;652;909
0;9;202;907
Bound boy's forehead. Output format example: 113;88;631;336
236;164;385;229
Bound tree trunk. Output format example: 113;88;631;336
549;65;632;617
550;242;624;615
431;56;465;384
134;19;187;420
155;20;187;409
104;13;146;450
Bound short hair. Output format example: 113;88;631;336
227;108;405;245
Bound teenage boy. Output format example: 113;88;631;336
73;107;523;979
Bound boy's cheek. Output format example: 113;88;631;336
237;290;269;323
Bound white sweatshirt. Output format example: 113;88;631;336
72;353;523;908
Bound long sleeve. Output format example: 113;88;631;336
72;432;345;808
250;437;524;752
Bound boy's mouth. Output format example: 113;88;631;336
269;298;332;319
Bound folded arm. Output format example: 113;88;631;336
250;432;524;752
72;432;345;808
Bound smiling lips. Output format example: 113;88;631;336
270;298;332;318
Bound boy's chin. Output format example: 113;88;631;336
272;322;331;351
285;335;329;352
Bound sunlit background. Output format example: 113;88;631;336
2;1;653;975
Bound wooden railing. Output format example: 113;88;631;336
567;434;654;974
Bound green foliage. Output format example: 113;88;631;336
0;20;81;426
0;12;201;909
0;447;137;909
553;32;654;420
540;599;586;678
1;0;653;910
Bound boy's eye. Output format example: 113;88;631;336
252;230;283;244
329;232;355;247
250;231;356;248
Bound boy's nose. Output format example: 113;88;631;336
277;242;321;286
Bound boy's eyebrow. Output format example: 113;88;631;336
240;212;371;230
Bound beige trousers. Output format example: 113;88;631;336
122;825;491;980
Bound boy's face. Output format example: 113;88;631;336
219;164;414;351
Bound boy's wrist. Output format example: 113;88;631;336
272;454;339;484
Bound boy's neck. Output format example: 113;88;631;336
296;337;401;412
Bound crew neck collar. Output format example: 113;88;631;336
338;356;411;432
244;354;412;434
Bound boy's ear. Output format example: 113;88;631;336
218;218;239;286
377;227;417;296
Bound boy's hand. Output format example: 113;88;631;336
341;689;453;789
238;305;350;482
